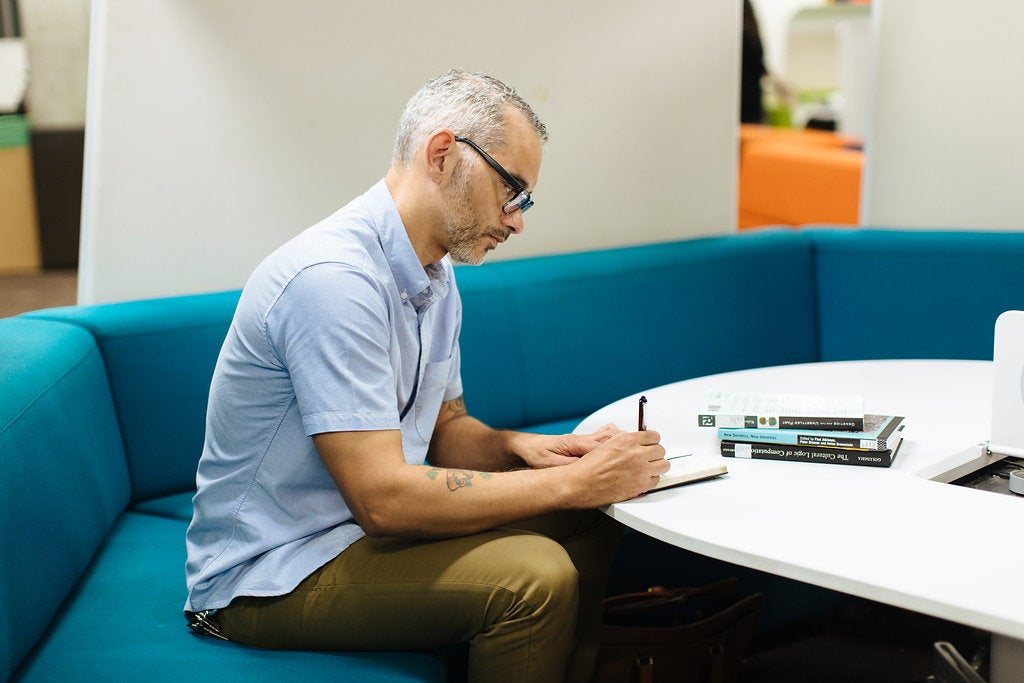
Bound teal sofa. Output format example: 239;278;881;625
4;228;1024;681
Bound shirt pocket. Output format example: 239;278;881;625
414;356;454;443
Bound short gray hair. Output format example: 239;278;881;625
391;70;548;167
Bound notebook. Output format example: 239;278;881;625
651;450;728;492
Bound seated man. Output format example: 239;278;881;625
184;69;668;683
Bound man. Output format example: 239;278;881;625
185;70;668;683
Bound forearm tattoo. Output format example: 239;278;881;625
425;468;491;491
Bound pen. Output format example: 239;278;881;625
638;395;647;431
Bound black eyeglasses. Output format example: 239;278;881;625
455;136;534;214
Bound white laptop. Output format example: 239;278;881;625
919;310;1024;484
989;310;1024;459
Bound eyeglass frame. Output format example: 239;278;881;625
454;136;534;214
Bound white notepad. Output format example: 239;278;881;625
651;451;728;492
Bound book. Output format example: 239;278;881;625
717;415;905;451
720;437;903;468
697;390;865;431
650;451;728;491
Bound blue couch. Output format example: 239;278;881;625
4;228;1024;681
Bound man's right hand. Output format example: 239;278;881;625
568;430;668;507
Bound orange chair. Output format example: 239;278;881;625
738;124;863;229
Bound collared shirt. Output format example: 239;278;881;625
185;179;462;612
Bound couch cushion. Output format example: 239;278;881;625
810;229;1024;361
0;318;130;681
22;290;242;503
520;417;585;436
131;490;196;521
456;230;820;429
12;512;445;682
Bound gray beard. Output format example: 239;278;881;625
443;170;486;265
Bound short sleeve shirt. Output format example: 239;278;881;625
185;179;462;612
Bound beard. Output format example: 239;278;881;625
443;166;491;266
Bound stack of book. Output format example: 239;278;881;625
697;390;905;467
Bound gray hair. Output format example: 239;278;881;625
391;70;548;167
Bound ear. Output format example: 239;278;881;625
423;129;458;183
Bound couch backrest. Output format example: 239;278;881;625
19;227;1021;518
10;233;818;520
0;318;130;680
22;291;241;503
809;229;1024;361
456;229;822;429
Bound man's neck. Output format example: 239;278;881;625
385;167;446;267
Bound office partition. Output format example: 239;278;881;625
861;0;1024;231
81;0;741;304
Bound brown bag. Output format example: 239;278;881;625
592;578;764;683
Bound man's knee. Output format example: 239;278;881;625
524;535;580;600
482;531;580;621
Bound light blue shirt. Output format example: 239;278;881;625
185;179;463;612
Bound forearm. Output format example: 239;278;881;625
316;424;667;540
369;463;579;538
381;427;667;537
318;428;575;538
426;412;525;472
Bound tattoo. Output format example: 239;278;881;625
446;469;474;491
444;395;467;417
425;467;492;491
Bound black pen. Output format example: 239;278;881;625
638;395;647;431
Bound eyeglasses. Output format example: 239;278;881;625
454;136;534;214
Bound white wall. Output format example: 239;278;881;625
0;38;28;112
749;0;870;132
749;0;824;78
80;0;741;304
862;0;1024;230
18;0;90;129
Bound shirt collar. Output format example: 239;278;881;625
366;179;450;312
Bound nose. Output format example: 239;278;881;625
502;209;525;235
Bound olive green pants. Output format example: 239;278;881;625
216;510;622;683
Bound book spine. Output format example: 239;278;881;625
698;413;752;429
699;414;865;431
801;434;882;449
717;428;871;449
721;440;896;467
777;415;865;431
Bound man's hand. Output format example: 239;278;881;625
569;430;669;507
511;423;624;469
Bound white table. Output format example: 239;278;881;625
576;360;1023;682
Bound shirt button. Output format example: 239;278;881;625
400;291;408;301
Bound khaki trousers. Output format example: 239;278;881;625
216;510;622;683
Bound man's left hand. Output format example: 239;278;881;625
515;423;624;468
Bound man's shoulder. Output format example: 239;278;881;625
267;205;387;279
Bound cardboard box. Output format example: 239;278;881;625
0;115;41;273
